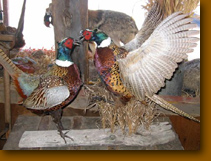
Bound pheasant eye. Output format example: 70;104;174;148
64;38;73;49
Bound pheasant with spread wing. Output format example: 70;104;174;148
0;37;82;142
80;3;200;123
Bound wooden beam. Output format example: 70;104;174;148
1;0;13;133
52;0;88;82
3;50;12;132
0;0;2;11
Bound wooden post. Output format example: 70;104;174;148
0;0;3;24
0;0;1;10
2;0;8;25
0;0;11;132
51;0;88;82
3;50;11;132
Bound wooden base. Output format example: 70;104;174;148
3;116;183;150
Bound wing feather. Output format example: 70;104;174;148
139;67;153;96
146;61;165;88
118;12;199;100
23;85;70;110
124;2;163;51
132;73;145;99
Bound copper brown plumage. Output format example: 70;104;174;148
80;2;200;124
23;64;82;112
94;46;132;103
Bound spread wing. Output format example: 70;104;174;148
124;2;163;52
118;12;199;101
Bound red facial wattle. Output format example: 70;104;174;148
45;21;50;27
83;30;92;40
64;38;73;49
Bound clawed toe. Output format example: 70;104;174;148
59;130;74;144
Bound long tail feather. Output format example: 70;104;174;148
0;48;39;98
0;49;23;78
148;94;200;123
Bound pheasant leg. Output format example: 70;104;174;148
50;109;74;143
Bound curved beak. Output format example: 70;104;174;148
79;36;84;41
79;30;85;41
73;39;81;46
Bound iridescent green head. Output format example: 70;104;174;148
80;29;111;47
56;37;80;67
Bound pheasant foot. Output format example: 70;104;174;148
50;108;74;144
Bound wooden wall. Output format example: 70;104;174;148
169;116;200;150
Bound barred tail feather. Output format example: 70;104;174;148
0;48;29;98
148;94;200;123
0;49;23;78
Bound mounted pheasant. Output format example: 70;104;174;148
0;37;82;142
80;2;200;131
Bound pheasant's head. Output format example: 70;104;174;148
80;29;111;47
56;37;80;67
44;12;52;27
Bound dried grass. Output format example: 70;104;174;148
84;83;159;135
